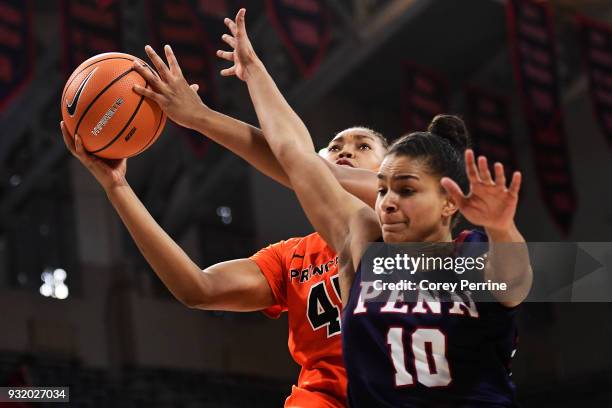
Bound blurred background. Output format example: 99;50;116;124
1;0;612;406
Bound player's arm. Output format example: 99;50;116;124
104;185;275;311
132;46;377;207
218;9;367;251
184;104;379;206
441;151;532;307
324;161;378;208
61;122;274;312
218;10;381;301
483;225;532;308
243;87;378;299
132;51;290;189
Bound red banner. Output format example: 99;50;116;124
466;87;518;177
506;0;576;234
61;0;123;74
266;0;331;78
147;0;217;157
577;14;612;150
0;0;33;111
401;62;449;134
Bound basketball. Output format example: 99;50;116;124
61;52;166;159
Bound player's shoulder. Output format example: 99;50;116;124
274;232;334;255
297;232;334;253
455;229;488;243
261;232;334;260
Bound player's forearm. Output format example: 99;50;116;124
104;183;209;306
241;60;372;252
190;106;291;188
243;62;363;251
244;60;314;172
190;103;378;204
485;224;532;306
324;159;378;208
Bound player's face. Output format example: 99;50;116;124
324;128;386;171
376;154;456;243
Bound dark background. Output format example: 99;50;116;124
1;0;612;406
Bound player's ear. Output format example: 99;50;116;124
441;193;459;218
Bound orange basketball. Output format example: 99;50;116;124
61;52;166;159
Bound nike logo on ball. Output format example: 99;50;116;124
66;67;98;117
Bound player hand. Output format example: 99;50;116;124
61;121;127;191
133;45;205;130
217;8;260;81
440;149;521;235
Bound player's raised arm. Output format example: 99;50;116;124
60;122;275;312
133;45;378;207
217;9;380;264
324;161;379;208
441;150;532;307
132;45;290;188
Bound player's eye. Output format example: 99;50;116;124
328;145;340;152
359;143;372;150
399;188;414;196
377;187;387;196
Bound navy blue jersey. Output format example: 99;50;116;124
342;230;519;407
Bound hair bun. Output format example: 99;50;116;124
427;114;470;152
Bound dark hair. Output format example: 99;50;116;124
332;126;389;149
364;127;389;149
427;114;470;152
387;115;471;225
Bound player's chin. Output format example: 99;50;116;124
381;229;408;243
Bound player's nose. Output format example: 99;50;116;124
380;192;398;213
338;149;354;158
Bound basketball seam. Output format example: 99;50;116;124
90;94;146;154
61;57;134;102
74;67;135;136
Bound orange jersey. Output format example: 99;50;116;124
250;232;346;408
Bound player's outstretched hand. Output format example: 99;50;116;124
61;121;127;191
133;45;204;130
440;149;521;234
217;8;260;81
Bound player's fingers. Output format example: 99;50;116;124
509;171;522;196
132;61;151;78
221;34;237;49
216;50;234;62
478;156;494;185
133;62;163;90
220;66;236;77
132;84;164;105
440;177;467;208
494;162;506;187
224;17;238;37
236;8;247;37
164;44;183;76
60;121;77;155
144;45;170;80
465;149;481;184
190;84;199;92
73;133;89;162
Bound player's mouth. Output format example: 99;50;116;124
336;159;355;167
381;222;408;232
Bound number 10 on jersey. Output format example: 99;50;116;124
387;327;451;387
